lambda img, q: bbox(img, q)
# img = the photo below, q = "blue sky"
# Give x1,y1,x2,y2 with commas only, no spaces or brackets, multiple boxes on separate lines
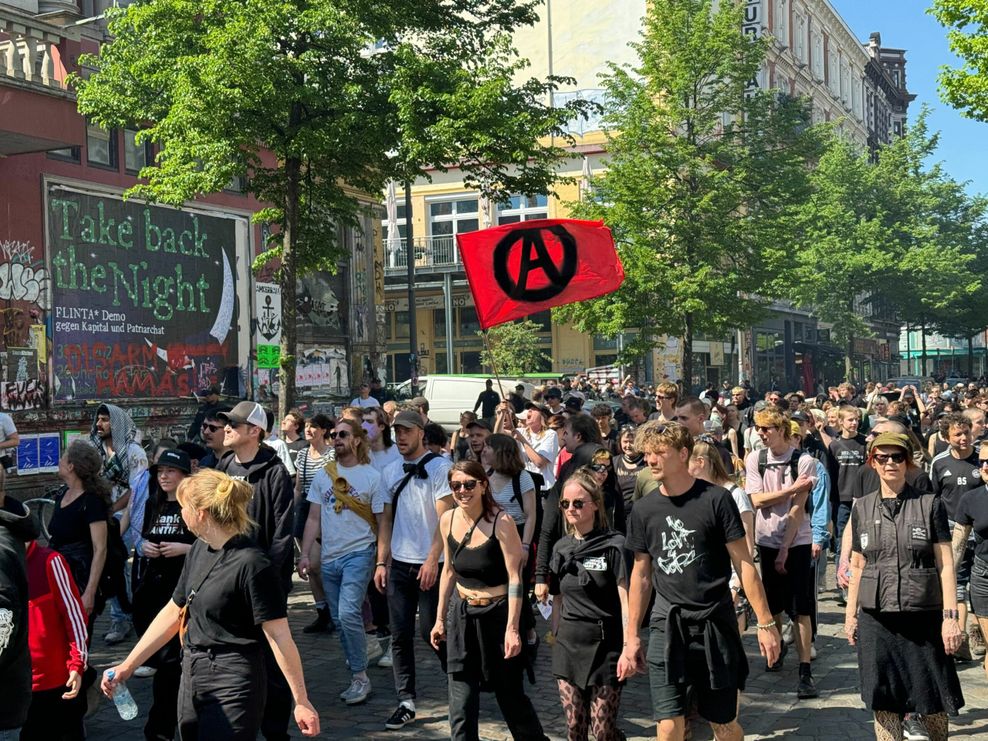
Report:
832,0,988,195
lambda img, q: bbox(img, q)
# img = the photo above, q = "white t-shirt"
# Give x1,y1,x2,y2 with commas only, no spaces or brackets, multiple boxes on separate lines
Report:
307,462,385,562
518,428,559,489
370,445,402,474
490,470,535,525
266,436,296,476
350,396,381,408
382,452,452,564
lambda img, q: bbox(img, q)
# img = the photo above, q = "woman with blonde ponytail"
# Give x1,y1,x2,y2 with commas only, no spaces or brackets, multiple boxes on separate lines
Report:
101,470,320,739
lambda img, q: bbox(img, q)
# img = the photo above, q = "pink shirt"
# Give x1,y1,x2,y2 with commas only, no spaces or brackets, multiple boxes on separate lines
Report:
744,446,816,548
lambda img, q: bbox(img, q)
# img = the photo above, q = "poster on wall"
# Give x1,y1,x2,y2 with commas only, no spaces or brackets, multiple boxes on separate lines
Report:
47,185,243,401
255,282,282,370
296,346,349,395
5,348,38,383
297,270,348,336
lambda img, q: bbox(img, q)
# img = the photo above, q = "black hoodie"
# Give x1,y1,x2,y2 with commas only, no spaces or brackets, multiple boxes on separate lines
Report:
0,497,40,730
217,445,295,595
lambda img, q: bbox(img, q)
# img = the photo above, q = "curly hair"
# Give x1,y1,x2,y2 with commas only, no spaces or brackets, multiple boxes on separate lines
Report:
64,440,112,507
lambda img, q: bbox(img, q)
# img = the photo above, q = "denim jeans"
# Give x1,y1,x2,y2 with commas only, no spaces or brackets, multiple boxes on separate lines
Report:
321,544,377,673
388,559,446,701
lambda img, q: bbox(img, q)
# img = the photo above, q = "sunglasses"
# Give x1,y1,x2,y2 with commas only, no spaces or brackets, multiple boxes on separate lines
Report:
873,452,907,465
755,425,777,432
656,395,675,400
589,463,609,473
559,499,588,510
450,479,480,492
202,423,223,432
979,460,988,468
330,430,350,440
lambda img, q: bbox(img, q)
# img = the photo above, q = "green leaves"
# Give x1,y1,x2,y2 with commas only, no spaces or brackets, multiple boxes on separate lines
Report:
931,0,988,121
479,320,551,376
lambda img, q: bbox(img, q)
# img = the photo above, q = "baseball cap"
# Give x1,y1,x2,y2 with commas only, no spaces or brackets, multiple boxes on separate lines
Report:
465,419,493,432
545,387,562,399
197,383,221,396
564,397,584,411
410,396,429,408
150,449,192,475
789,421,802,437
791,411,810,423
515,383,525,391
217,401,267,429
753,400,769,412
392,410,424,430
868,432,911,454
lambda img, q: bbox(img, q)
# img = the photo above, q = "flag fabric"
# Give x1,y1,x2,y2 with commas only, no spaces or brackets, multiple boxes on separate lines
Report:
456,218,624,330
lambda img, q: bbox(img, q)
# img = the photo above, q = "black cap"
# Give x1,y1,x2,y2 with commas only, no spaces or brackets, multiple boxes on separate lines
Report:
197,383,221,396
465,419,492,432
564,397,584,411
177,442,207,461
150,449,192,475
545,387,562,399
791,411,810,423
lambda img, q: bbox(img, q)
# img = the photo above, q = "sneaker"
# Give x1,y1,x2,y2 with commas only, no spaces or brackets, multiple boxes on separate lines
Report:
366,636,384,664
377,638,393,668
385,703,415,730
303,606,334,634
810,644,817,661
782,620,794,645
132,665,157,678
970,625,986,658
104,620,132,645
796,673,819,699
766,640,788,672
835,587,847,607
902,716,931,741
341,677,372,705
955,634,974,662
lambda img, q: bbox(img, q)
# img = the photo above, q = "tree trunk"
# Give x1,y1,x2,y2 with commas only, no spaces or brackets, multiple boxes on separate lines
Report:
921,322,928,377
682,313,694,395
845,333,854,383
278,154,301,422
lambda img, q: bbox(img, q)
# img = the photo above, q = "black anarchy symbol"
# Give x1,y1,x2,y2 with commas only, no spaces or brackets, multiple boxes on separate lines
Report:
492,225,578,302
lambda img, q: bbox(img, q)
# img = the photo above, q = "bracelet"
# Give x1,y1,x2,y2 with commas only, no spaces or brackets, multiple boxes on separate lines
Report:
943,609,959,621
375,562,387,567
755,622,776,631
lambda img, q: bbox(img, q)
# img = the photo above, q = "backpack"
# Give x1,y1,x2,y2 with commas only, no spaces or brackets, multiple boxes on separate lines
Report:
391,452,441,520
756,448,814,514
509,471,545,533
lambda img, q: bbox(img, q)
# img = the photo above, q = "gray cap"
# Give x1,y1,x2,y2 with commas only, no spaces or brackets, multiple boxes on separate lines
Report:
392,410,424,430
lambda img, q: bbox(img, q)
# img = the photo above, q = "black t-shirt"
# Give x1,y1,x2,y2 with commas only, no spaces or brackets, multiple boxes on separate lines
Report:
956,486,988,561
625,479,744,619
613,454,646,511
286,438,308,470
145,499,196,546
931,450,982,521
172,535,286,648
48,491,107,552
549,531,627,622
828,435,867,503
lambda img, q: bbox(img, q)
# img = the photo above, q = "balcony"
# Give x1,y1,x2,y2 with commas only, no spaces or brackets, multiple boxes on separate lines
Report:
0,6,82,155
384,236,464,277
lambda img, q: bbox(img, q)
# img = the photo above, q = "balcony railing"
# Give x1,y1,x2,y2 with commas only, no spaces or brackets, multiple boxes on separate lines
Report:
0,8,74,94
384,235,463,276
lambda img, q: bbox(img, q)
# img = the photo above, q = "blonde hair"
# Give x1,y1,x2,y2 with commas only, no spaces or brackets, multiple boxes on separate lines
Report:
177,470,255,536
691,441,732,486
635,420,694,455
754,409,791,440
563,470,609,532
337,418,371,465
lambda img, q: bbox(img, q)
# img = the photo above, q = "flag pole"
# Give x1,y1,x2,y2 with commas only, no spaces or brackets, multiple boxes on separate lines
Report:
481,328,510,400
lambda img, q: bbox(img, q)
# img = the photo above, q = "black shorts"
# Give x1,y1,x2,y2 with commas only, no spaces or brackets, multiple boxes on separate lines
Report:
758,543,815,617
971,558,988,617
646,626,738,725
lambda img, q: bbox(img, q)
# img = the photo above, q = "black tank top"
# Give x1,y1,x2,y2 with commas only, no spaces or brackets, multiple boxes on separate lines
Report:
447,511,509,589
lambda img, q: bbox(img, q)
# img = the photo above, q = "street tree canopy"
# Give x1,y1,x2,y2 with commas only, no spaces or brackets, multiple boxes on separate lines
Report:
931,0,988,121
560,0,824,386
74,0,589,415
479,320,552,377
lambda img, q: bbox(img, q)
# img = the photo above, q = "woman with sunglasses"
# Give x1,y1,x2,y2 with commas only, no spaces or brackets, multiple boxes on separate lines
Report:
102,470,319,738
294,413,335,634
845,432,963,741
951,439,988,684
586,448,627,535
549,470,629,741
430,461,548,741
612,426,645,516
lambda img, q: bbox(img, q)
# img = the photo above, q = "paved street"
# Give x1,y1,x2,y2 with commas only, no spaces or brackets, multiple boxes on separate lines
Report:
87,564,988,739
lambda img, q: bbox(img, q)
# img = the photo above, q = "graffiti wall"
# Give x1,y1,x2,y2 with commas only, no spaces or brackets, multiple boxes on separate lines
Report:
0,238,50,410
46,184,247,401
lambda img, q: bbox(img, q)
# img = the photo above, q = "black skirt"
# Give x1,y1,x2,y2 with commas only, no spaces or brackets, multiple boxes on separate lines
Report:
857,608,964,715
552,615,623,689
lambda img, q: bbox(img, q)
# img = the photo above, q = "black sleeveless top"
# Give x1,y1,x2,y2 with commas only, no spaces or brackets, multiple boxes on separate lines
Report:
447,511,509,589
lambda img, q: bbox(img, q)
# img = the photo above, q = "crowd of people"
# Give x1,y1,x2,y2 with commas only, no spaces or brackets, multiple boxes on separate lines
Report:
2,374,988,740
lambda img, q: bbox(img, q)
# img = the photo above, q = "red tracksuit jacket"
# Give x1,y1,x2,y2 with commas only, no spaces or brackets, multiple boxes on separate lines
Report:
26,542,88,692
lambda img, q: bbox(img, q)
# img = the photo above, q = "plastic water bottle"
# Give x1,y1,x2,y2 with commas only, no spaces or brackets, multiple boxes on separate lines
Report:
105,669,139,720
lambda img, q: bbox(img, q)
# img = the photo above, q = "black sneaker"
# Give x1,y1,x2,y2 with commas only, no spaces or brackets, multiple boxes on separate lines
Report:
902,716,931,741
385,704,415,730
796,673,819,699
765,639,787,672
303,607,334,634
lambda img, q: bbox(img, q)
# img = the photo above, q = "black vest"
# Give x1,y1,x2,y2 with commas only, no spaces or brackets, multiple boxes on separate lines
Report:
854,484,942,613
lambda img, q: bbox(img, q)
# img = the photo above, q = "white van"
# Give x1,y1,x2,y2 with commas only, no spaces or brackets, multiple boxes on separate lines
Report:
393,375,536,431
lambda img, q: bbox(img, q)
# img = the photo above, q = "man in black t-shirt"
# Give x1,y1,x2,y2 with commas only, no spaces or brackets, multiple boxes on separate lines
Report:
216,401,295,741
827,405,866,603
619,422,780,739
472,379,500,424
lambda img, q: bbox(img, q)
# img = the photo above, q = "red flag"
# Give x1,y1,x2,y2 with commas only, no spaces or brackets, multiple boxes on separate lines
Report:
456,218,624,330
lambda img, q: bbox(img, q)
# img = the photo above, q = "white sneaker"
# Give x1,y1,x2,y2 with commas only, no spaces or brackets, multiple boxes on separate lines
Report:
104,620,132,645
810,644,817,661
782,620,794,645
341,677,372,705
133,665,157,678
377,643,393,668
366,636,384,664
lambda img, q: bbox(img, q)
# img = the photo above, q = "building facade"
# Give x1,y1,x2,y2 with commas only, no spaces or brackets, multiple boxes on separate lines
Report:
385,0,913,392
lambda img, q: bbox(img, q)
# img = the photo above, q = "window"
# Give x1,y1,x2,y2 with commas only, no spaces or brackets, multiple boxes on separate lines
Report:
124,129,151,173
394,310,410,340
528,310,552,333
828,48,839,95
381,200,411,243
87,124,117,168
435,351,450,374
773,0,788,47
48,146,80,163
458,306,480,337
497,194,548,224
433,309,447,341
793,13,806,63
428,197,479,240
460,352,483,374
812,32,824,80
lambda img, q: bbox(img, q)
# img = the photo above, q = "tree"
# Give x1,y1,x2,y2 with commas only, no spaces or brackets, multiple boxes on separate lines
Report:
785,111,983,380
479,320,552,377
74,0,589,418
931,0,988,121
559,0,823,387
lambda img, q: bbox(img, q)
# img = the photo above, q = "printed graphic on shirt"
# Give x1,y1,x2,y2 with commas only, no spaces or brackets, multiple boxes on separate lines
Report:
911,525,928,541
656,516,699,575
148,512,184,538
582,556,607,572
0,607,12,653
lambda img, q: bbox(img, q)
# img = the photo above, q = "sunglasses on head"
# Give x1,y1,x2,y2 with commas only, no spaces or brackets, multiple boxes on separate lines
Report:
330,430,350,440
873,452,907,465
559,499,587,510
450,479,480,492
202,423,223,432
